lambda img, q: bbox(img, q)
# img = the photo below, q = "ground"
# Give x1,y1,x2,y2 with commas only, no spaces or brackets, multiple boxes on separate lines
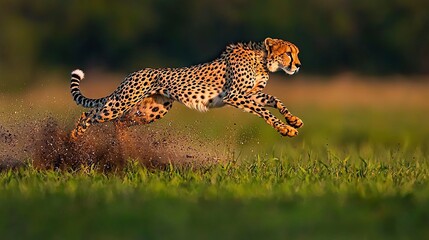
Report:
0,73,428,239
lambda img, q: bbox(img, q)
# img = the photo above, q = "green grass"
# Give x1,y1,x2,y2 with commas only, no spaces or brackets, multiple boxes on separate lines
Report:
1,98,429,239
1,145,429,239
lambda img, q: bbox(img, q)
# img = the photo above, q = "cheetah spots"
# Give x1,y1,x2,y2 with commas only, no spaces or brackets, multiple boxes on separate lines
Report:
70,38,302,139
116,95,173,127
285,115,304,129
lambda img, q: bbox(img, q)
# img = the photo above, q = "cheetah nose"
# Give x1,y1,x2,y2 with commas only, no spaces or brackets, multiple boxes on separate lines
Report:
295,63,301,68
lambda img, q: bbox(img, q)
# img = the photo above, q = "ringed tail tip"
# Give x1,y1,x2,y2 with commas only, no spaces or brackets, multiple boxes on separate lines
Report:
71,69,85,79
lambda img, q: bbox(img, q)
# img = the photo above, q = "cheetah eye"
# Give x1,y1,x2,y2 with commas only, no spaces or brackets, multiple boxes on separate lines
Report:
286,52,292,57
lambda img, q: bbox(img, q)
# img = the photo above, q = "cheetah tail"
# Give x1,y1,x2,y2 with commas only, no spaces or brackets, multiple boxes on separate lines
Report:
70,69,105,108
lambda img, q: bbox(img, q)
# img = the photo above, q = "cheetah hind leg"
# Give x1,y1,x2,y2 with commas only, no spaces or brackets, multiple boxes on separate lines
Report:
114,94,174,144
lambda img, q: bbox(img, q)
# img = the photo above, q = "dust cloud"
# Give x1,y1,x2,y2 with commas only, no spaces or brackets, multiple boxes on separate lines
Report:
0,116,229,172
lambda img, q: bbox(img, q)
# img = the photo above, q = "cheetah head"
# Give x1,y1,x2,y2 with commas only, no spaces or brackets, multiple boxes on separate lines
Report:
264,37,301,75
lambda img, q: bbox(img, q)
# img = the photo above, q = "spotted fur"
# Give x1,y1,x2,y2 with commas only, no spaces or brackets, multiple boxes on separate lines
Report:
70,37,303,140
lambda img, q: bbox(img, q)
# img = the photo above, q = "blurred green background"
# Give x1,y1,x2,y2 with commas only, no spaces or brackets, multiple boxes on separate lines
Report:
1,0,428,92
1,2,429,238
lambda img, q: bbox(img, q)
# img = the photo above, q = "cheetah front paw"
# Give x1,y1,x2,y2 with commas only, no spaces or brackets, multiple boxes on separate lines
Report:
285,115,304,129
278,124,298,137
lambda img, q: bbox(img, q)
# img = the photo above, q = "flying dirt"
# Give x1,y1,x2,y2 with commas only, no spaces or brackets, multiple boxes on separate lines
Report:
0,115,229,172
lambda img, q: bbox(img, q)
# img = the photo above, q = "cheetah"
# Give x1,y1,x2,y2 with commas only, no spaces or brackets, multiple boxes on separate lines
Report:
70,37,303,141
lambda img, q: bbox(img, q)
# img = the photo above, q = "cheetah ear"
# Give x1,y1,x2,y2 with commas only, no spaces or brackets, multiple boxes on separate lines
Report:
264,38,275,47
264,38,277,57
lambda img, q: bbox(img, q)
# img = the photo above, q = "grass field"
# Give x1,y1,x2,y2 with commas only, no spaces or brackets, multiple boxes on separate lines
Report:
1,74,429,239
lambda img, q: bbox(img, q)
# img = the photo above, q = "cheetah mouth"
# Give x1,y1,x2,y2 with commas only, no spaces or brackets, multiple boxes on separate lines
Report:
282,67,299,75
